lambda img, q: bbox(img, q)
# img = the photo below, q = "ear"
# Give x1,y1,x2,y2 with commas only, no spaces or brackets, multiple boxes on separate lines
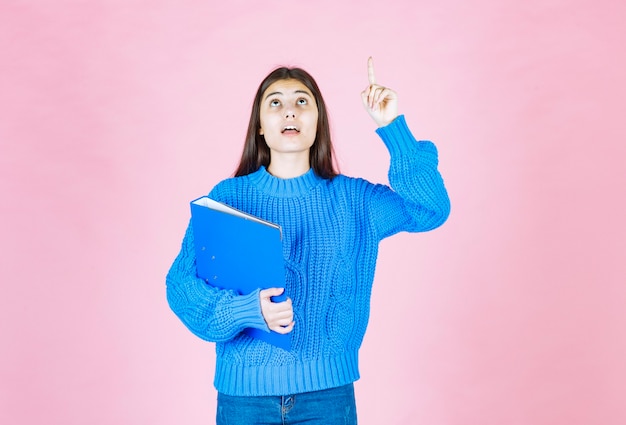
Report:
259,127,264,136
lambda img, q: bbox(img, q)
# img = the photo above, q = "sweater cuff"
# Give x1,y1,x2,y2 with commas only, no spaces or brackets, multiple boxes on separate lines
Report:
229,289,270,333
375,115,422,157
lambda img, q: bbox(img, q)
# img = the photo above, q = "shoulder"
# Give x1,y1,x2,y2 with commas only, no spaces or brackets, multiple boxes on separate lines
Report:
328,174,362,189
327,174,386,199
330,173,382,188
208,175,249,201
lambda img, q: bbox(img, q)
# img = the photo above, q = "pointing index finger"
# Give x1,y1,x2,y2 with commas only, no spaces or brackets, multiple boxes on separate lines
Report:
367,56,376,85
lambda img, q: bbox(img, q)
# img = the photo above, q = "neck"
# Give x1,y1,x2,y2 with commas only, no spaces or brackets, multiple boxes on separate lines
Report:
267,154,311,179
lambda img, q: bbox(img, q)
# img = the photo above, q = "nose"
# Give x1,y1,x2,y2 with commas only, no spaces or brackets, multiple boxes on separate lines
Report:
284,105,296,119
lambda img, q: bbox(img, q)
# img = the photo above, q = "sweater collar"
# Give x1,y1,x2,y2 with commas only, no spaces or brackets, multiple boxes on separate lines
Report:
248,166,324,197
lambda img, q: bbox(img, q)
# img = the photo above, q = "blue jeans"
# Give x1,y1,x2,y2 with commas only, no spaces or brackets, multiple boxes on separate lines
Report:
216,383,357,425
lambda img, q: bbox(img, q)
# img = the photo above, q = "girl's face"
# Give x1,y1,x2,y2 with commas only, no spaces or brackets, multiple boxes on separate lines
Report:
259,79,318,160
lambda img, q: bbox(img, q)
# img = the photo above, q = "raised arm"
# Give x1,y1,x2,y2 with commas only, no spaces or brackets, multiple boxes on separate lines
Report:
360,57,450,238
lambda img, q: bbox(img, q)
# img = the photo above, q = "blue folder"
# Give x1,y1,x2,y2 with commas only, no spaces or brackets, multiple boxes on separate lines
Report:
190,196,290,350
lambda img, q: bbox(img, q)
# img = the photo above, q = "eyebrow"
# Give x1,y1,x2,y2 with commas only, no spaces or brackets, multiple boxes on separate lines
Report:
264,89,312,100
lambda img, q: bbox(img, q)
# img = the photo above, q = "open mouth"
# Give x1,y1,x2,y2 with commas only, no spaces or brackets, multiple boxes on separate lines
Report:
281,126,300,133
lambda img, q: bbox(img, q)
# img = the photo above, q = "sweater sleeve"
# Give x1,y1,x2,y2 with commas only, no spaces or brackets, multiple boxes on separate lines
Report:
166,219,270,342
369,115,451,239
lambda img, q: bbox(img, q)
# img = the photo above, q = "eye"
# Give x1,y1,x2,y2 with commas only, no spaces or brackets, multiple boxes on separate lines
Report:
269,99,281,107
297,98,308,105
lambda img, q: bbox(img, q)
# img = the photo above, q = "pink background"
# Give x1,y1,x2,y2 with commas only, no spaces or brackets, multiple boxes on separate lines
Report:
2,1,625,424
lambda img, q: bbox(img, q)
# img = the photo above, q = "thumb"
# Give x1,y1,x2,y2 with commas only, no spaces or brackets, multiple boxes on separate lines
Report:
360,89,369,109
260,287,285,300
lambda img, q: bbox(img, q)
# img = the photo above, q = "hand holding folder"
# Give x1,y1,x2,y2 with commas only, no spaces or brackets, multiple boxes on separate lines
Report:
190,196,290,350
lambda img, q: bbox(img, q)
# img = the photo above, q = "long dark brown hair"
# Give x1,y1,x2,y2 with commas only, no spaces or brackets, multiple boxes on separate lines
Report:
234,67,338,179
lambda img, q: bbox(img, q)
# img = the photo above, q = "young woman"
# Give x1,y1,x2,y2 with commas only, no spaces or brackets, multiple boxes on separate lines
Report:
166,58,450,424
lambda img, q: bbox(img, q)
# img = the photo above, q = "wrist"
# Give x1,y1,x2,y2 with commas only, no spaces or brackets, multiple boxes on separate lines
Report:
376,114,399,128
229,289,269,332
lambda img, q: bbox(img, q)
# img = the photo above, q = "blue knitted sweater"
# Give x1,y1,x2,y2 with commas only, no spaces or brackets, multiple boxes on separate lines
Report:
166,115,450,396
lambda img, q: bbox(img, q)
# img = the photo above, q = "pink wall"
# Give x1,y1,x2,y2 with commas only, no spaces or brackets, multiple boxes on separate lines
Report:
2,1,625,424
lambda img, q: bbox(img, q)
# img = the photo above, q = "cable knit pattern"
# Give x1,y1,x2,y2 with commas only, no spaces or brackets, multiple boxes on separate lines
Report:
166,115,450,396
